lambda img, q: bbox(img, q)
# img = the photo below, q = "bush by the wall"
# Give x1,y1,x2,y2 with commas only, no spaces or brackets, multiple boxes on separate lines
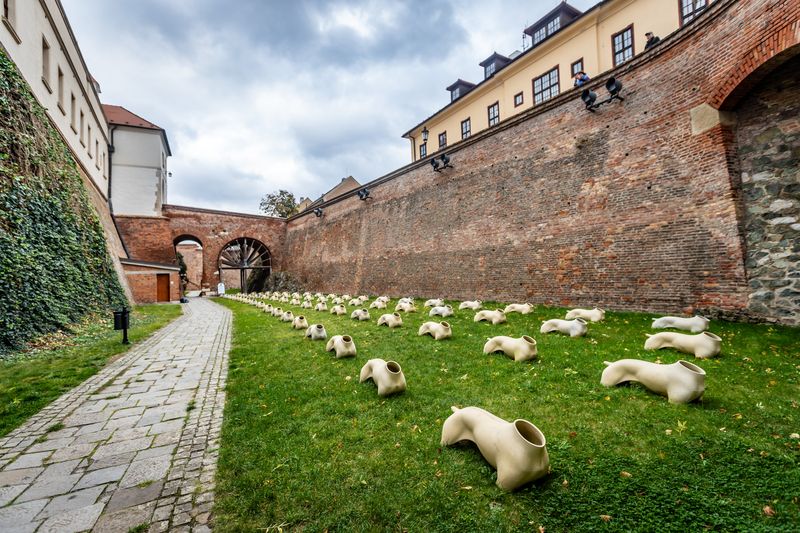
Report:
0,50,127,353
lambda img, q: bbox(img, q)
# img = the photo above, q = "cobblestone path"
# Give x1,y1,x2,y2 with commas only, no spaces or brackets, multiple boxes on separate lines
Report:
0,298,231,532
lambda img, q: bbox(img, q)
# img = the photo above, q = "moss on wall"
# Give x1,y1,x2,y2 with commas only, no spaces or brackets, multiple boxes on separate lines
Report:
0,50,127,353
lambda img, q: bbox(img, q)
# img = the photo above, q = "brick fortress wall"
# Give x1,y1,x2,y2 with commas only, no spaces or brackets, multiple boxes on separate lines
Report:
281,0,799,323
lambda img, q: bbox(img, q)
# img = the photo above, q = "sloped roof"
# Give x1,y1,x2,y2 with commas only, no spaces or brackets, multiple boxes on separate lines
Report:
102,104,172,155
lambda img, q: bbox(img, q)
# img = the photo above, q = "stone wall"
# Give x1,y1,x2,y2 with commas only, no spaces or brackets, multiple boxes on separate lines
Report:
736,54,800,324
280,0,799,322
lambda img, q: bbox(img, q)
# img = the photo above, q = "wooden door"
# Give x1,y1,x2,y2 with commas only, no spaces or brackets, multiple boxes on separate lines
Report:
157,274,170,302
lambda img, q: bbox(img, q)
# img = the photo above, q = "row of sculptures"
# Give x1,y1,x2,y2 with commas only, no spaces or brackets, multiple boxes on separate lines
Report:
221,291,719,490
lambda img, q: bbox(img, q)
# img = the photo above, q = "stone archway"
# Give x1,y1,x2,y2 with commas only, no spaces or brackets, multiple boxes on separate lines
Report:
218,237,272,294
173,234,204,294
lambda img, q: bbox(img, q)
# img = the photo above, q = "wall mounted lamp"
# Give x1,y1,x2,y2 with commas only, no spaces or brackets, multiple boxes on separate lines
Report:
431,153,454,172
314,207,323,217
357,187,371,201
581,77,625,112
421,127,429,143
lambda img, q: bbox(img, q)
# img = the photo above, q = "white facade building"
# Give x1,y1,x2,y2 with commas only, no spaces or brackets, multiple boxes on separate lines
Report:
104,105,171,217
1,0,110,197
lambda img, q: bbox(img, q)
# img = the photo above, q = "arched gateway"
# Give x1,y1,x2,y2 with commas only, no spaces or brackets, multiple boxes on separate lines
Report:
218,237,271,294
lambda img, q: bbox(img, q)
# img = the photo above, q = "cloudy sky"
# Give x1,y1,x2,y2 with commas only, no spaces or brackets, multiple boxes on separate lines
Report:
62,0,597,214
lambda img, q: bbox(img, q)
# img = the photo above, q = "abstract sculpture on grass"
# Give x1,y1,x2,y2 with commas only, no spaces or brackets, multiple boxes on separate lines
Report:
601,359,706,404
644,331,721,358
418,321,452,340
359,359,407,397
483,335,538,362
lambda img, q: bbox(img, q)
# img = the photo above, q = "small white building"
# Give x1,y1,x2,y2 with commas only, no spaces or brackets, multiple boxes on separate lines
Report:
104,105,171,217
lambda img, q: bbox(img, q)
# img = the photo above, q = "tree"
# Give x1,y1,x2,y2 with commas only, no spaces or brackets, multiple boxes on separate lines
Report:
259,189,298,218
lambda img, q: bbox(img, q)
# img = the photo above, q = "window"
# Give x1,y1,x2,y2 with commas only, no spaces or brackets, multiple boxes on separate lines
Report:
102,152,106,177
484,62,496,79
533,27,546,44
461,118,471,140
571,58,584,77
70,93,76,132
419,143,427,159
41,37,51,90
57,67,64,112
546,17,560,35
438,132,447,149
487,102,499,127
79,110,85,145
451,87,460,101
680,0,708,25
514,92,524,107
532,66,559,105
2,0,9,19
87,125,92,157
612,25,634,66
95,141,100,168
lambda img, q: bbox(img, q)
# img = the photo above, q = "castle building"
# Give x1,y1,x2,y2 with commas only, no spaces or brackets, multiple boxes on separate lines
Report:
403,0,716,161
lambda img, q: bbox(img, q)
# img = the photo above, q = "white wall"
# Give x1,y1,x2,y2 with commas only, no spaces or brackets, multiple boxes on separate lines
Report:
110,126,169,216
0,0,109,197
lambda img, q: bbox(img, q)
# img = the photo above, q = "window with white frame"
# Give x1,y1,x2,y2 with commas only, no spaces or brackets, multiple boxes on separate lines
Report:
70,94,77,131
79,110,85,145
41,37,51,90
680,0,708,25
484,62,496,79
461,118,471,140
533,27,546,44
438,132,447,149
546,18,560,35
57,67,64,112
514,92,523,107
571,58,584,76
533,67,559,105
419,142,427,159
612,25,634,66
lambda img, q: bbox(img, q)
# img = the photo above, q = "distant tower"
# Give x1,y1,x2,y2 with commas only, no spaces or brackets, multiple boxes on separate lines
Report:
103,105,172,216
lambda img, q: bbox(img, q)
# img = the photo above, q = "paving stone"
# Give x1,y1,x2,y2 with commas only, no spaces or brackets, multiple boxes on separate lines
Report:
37,459,81,482
74,422,107,437
149,419,184,436
0,466,43,487
16,473,81,503
135,444,176,461
0,483,27,506
92,436,153,460
5,451,52,470
105,480,164,512
110,406,146,419
36,485,104,520
149,520,170,532
2,520,42,533
108,426,150,443
104,415,142,431
87,451,136,471
72,429,114,445
46,442,97,463
27,436,76,453
63,411,111,427
0,498,48,527
38,502,104,533
119,456,172,489
153,504,172,521
73,464,128,491
92,500,155,533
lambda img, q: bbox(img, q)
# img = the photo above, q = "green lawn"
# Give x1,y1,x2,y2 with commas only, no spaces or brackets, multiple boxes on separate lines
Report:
214,296,799,532
0,304,182,437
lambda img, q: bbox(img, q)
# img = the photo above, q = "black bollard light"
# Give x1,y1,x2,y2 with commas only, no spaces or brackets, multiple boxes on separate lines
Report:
113,307,130,344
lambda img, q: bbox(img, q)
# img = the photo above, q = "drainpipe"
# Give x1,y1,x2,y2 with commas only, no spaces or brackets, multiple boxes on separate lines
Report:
107,125,131,257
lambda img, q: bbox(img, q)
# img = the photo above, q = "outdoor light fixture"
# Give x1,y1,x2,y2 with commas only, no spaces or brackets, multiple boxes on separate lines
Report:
314,207,323,217
431,153,454,173
357,188,371,201
581,77,624,112
421,126,429,143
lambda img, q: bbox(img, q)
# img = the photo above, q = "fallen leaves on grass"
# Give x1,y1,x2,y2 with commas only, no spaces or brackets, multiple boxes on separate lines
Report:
763,506,775,516
600,514,612,522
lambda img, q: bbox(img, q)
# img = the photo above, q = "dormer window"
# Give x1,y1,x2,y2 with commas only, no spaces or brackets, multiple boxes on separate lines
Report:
524,3,582,47
479,52,511,80
484,63,496,79
446,79,476,102
533,27,546,44
451,87,460,101
546,17,560,34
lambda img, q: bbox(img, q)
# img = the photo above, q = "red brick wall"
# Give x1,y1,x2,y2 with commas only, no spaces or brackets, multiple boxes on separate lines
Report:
176,243,203,290
123,264,180,303
116,205,285,290
281,0,799,318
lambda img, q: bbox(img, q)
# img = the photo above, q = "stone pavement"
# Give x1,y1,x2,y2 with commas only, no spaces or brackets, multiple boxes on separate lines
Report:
0,298,231,532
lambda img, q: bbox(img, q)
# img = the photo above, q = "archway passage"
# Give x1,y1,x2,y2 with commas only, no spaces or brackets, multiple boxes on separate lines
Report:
218,237,271,294
174,235,204,294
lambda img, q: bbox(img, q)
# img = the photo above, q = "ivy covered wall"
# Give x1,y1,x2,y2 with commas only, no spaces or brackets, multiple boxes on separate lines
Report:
0,50,127,352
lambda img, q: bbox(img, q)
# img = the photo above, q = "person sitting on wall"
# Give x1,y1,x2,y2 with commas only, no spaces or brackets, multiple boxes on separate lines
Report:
644,32,661,50
573,71,590,87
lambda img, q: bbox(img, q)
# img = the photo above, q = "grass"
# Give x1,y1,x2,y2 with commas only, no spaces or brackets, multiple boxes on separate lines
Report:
213,296,799,532
0,304,182,437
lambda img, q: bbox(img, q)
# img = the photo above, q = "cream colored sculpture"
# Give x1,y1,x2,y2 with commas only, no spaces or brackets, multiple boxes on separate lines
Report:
483,335,538,362
292,315,309,330
601,359,706,404
315,302,328,312
358,295,370,304
369,300,387,309
504,303,534,315
272,307,283,317
301,301,312,309
377,313,403,328
351,308,371,321
441,406,549,491
474,309,507,325
424,298,445,308
565,308,605,322
377,296,390,303
644,331,721,359
330,304,347,315
305,324,328,340
651,315,710,333
342,294,351,301
398,297,413,304
290,298,301,306
540,318,587,337
326,335,357,358
280,310,294,322
418,321,452,340
359,359,406,397
348,298,361,307
331,297,343,305
264,304,273,313
395,301,418,313
430,305,454,317
279,296,289,303
459,300,482,310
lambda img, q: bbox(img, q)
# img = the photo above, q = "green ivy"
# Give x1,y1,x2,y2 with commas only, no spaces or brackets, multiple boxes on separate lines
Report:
0,50,127,353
